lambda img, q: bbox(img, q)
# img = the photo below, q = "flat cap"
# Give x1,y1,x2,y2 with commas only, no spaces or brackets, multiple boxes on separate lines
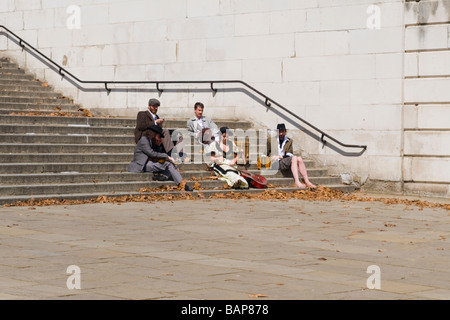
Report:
148,98,160,106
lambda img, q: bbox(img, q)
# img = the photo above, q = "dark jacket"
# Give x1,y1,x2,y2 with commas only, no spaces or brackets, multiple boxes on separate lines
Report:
128,136,169,173
134,111,159,144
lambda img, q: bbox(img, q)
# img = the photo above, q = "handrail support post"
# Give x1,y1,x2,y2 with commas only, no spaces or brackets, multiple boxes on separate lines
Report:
156,82,163,94
210,82,217,94
320,134,327,149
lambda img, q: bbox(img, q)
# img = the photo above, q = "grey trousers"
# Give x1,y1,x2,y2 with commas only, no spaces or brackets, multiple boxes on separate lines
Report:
145,161,183,185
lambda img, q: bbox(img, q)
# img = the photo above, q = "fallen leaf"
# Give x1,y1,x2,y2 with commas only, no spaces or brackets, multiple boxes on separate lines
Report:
248,294,268,298
384,223,396,227
348,230,365,236
2,185,449,212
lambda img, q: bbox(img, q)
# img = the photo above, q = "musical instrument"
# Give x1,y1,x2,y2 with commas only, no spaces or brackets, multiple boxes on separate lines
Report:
240,170,267,189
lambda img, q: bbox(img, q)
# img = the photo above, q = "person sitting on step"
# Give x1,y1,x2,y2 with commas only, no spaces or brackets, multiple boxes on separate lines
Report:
186,102,221,145
134,98,182,157
207,126,248,189
267,123,317,189
129,124,192,191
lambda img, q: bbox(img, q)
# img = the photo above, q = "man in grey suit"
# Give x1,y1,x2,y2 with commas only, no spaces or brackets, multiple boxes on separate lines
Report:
129,125,192,191
186,102,220,145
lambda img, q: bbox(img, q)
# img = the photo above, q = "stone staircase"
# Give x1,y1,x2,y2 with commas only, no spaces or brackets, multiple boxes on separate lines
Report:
0,56,356,205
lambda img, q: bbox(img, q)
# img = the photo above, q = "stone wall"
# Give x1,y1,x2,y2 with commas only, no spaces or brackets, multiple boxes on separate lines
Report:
403,0,450,197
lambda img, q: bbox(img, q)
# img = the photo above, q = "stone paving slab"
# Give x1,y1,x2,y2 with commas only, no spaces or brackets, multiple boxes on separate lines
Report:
0,193,449,301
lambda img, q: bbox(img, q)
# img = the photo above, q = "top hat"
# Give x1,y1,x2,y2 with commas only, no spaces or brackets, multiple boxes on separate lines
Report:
147,124,164,137
220,126,233,136
276,123,287,131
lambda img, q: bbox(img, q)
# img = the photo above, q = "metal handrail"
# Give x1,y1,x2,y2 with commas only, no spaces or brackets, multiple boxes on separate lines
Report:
0,24,367,152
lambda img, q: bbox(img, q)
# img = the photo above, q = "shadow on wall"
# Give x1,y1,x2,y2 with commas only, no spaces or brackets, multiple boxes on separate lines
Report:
1,31,366,157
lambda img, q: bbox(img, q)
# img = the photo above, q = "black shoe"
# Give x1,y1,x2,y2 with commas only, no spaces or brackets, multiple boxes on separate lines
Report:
184,184,193,192
152,173,168,181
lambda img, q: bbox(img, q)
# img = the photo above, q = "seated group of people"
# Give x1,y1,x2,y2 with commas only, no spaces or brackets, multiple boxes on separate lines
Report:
128,98,316,191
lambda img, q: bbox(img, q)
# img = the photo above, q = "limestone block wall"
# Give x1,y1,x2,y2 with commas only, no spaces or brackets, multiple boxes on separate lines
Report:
403,0,450,197
0,0,448,197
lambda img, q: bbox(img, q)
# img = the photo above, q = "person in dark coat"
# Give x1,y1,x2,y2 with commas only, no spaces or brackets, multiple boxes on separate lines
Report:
134,98,175,155
129,125,192,191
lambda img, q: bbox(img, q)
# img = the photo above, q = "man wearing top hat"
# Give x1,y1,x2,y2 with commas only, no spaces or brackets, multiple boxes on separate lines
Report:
129,124,192,191
134,98,175,155
267,123,317,189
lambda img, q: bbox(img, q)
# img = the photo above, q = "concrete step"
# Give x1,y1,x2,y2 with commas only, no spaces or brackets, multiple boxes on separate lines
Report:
0,79,49,87
0,104,81,113
0,59,21,67
0,90,62,98
0,162,130,174
0,84,54,92
0,73,35,80
0,143,135,154
0,133,134,144
0,109,85,116
0,183,357,206
0,95,74,104
0,174,345,197
0,167,331,185
0,114,254,131
0,114,136,126
0,62,20,69
0,103,81,114
0,171,212,185
164,119,253,130
0,68,27,75
0,180,180,197
0,160,318,174
0,152,133,163
0,124,134,135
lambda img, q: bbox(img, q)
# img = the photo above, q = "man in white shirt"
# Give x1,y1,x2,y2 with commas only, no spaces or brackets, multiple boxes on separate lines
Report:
186,102,220,144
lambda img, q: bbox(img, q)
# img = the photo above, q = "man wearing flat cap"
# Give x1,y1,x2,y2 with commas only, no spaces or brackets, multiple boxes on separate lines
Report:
134,98,175,155
129,124,192,191
267,123,317,189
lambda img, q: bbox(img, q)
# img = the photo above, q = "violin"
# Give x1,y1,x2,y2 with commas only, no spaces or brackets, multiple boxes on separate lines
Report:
240,170,267,189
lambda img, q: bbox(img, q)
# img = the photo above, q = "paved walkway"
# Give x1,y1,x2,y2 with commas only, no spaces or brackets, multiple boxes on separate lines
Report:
0,192,449,300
